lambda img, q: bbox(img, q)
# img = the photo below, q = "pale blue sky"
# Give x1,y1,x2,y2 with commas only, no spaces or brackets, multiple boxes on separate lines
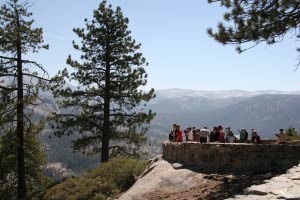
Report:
3,0,300,91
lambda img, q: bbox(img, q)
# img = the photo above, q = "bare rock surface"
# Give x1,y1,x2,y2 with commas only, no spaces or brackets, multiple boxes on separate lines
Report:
119,157,208,200
226,164,300,200
172,163,183,169
118,156,284,200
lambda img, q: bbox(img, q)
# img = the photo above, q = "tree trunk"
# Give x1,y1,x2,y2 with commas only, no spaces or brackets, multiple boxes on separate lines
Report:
16,16,26,199
101,36,111,163
102,85,110,162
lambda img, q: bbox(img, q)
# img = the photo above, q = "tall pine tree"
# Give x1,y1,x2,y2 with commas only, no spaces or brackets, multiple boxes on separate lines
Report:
207,0,300,66
51,1,155,162
0,0,49,199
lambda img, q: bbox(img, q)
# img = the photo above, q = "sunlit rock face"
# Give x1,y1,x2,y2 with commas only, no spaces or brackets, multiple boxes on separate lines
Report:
226,164,300,200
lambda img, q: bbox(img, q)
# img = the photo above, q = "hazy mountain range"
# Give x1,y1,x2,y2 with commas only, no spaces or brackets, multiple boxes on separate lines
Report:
35,87,300,141
16,87,300,173
3,70,300,178
148,89,300,140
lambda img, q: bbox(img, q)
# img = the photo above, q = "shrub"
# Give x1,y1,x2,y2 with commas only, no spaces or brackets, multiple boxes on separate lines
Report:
286,127,300,141
42,158,147,200
86,158,147,191
42,178,119,200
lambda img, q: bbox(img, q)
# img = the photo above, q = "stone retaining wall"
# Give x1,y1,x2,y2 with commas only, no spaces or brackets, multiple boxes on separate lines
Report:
163,142,300,173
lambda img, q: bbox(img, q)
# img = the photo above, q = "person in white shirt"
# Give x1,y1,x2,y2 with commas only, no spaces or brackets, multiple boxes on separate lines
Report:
199,126,209,143
184,127,194,142
187,127,193,141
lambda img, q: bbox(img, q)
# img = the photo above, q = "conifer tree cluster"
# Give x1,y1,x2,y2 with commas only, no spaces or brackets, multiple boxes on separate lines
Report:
0,0,50,199
51,1,155,162
207,0,300,65
1,1,155,198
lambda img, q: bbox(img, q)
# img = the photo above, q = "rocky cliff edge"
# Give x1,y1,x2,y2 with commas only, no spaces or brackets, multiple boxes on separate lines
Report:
119,156,300,200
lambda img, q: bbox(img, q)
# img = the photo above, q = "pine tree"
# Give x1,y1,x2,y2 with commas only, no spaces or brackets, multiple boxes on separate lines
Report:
0,124,50,200
207,0,300,66
51,1,155,163
0,0,49,199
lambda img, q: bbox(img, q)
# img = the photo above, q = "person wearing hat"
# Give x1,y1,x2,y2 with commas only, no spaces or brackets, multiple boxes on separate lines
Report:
275,129,286,144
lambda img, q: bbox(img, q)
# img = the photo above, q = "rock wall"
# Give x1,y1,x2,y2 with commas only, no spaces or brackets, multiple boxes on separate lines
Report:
163,142,300,173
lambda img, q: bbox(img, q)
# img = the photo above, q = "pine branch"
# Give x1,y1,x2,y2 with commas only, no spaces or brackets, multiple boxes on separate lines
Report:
0,84,16,90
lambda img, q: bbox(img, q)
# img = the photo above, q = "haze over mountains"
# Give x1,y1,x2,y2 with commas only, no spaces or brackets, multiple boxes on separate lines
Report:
148,88,300,140
35,88,300,173
36,87,300,140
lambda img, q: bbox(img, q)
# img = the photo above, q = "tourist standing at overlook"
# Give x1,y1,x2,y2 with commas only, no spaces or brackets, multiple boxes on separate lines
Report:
176,125,183,142
213,126,219,142
251,128,255,137
192,127,197,141
251,130,260,144
169,123,177,142
218,125,225,143
195,129,200,142
244,128,249,141
210,127,217,142
184,128,188,142
276,128,286,144
187,127,193,142
238,128,248,143
184,127,193,142
226,127,235,143
200,126,210,143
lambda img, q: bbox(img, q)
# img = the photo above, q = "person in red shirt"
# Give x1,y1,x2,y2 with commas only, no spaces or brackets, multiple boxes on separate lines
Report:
176,125,183,142
218,125,225,143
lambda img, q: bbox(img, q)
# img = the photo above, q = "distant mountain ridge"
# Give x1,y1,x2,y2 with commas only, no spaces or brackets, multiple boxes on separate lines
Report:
10,86,300,172
148,88,300,141
154,88,300,99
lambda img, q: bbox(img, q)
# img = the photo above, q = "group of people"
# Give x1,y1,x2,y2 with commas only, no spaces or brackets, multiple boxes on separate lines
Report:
169,124,261,144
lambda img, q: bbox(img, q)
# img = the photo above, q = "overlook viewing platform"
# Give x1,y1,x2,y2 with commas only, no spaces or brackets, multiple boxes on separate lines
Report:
163,141,300,173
